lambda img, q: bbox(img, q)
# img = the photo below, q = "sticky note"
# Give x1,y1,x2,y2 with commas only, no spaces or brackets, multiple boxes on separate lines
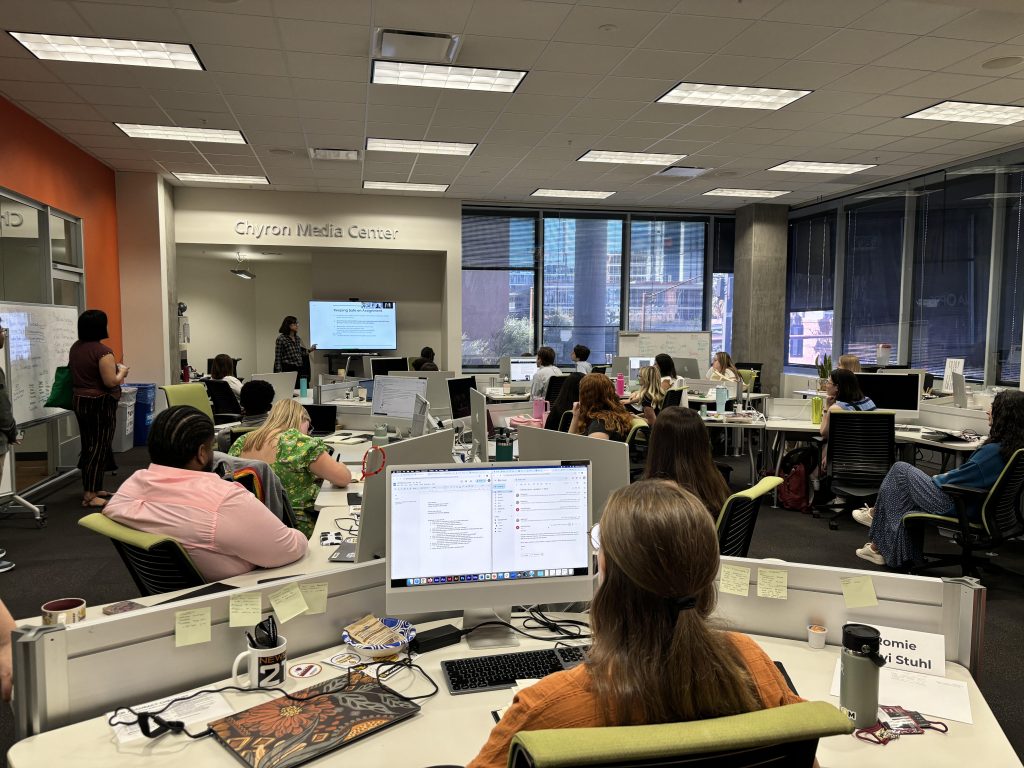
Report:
229,593,263,628
269,583,309,623
719,564,751,597
757,568,788,600
840,575,878,608
300,582,329,615
175,608,211,647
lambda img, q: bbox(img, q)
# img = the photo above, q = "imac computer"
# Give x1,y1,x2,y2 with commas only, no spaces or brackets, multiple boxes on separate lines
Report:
508,356,538,382
854,372,921,420
610,356,629,381
391,370,456,418
470,387,489,462
355,429,456,563
385,460,593,648
371,375,428,430
628,357,655,381
411,394,430,438
677,357,702,380
447,376,477,421
370,356,409,378
517,426,629,523
250,372,297,403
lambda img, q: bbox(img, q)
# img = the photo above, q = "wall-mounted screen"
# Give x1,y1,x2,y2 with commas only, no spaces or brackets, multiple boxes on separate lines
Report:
309,301,397,350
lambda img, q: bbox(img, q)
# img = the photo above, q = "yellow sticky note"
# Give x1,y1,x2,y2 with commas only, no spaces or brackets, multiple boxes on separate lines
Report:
175,607,211,647
229,593,263,628
719,564,751,597
300,582,329,615
757,568,788,600
269,583,309,623
840,575,878,608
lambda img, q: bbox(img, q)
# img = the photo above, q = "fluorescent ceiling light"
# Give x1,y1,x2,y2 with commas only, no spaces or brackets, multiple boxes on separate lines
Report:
173,173,268,185
579,150,685,165
9,32,203,70
363,181,449,192
231,268,255,279
532,189,615,199
309,148,360,161
905,101,1024,126
703,188,790,198
117,124,245,144
371,60,526,92
768,161,875,174
657,82,810,110
366,138,476,156
657,166,709,178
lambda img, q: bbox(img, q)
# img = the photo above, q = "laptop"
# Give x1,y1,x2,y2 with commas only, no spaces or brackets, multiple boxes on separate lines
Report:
304,404,338,437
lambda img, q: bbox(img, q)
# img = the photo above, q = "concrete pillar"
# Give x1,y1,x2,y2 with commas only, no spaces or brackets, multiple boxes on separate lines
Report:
733,204,788,396
573,219,609,358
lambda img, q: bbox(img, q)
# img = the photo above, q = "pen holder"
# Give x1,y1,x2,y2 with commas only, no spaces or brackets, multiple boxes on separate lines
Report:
232,636,287,689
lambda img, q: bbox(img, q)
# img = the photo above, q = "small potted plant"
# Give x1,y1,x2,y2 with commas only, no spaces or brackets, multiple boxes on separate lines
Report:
815,354,832,392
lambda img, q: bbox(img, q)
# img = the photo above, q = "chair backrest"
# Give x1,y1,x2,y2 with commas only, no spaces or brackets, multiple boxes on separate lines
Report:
663,389,684,409
827,411,896,487
625,418,651,480
204,379,241,421
78,513,206,596
545,375,567,404
738,369,758,392
734,362,763,394
508,700,852,768
979,448,1024,542
160,383,214,421
558,410,573,432
716,476,782,558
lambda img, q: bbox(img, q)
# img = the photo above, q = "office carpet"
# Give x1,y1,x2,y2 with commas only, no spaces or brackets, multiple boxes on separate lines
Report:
0,447,1021,764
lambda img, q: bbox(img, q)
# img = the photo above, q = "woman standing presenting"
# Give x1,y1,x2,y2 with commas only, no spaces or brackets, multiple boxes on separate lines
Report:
69,310,128,508
273,316,315,388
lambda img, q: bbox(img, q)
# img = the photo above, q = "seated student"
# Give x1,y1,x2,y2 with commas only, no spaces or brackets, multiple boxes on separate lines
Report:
628,365,664,424
571,344,592,374
215,379,274,452
654,353,684,392
838,354,861,373
855,390,1024,567
209,354,243,397
530,346,561,399
411,346,435,371
643,406,730,517
420,360,439,371
820,368,876,439
103,406,308,581
229,399,352,535
468,480,803,768
569,373,634,441
544,372,583,431
706,351,741,384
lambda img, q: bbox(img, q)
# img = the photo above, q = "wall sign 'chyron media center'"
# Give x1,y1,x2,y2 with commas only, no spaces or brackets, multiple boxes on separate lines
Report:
234,220,399,241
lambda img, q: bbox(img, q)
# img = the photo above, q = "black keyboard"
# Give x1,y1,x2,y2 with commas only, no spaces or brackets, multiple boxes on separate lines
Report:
441,646,589,694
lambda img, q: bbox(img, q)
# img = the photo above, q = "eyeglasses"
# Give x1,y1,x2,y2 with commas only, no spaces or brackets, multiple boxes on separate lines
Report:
589,523,601,552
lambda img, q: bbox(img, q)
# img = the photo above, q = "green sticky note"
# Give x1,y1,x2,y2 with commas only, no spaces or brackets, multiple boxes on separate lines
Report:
757,568,788,600
300,582,329,615
719,564,751,597
229,593,263,628
269,583,309,623
840,574,878,608
175,607,211,647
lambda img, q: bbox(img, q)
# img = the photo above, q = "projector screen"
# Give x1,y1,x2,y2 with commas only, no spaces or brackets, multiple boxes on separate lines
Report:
309,301,397,350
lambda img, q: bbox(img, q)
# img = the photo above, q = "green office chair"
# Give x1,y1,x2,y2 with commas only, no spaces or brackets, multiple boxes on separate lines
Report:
507,700,853,768
738,369,758,393
78,513,207,596
716,476,782,558
160,383,215,422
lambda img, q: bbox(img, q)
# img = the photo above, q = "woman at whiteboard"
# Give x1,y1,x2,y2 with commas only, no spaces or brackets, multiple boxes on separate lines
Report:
273,315,315,388
69,310,128,508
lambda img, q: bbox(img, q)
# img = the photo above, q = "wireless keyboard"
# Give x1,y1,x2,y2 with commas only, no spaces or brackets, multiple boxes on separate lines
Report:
441,646,589,694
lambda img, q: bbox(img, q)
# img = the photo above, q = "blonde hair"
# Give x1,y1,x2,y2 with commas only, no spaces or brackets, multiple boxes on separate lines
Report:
243,399,307,451
712,352,741,381
838,354,861,373
636,366,664,409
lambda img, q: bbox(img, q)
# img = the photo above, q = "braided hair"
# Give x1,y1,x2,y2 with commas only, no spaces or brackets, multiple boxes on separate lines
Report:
148,406,214,468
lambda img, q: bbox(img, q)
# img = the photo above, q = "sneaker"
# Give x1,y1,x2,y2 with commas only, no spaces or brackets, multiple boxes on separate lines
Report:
0,560,15,573
855,544,885,566
852,507,874,527
0,548,6,559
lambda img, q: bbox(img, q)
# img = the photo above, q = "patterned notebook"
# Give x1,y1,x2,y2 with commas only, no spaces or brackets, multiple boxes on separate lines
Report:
209,672,420,768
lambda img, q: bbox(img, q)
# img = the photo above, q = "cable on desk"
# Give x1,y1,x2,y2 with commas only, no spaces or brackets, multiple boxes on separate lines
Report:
464,609,592,644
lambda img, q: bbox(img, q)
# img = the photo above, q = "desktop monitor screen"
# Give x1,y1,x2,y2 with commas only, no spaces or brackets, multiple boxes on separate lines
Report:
470,388,489,462
358,378,375,402
854,372,921,416
309,300,397,350
391,371,456,417
509,357,538,382
629,357,654,380
371,375,428,419
447,376,477,420
370,357,409,378
411,394,429,437
385,461,594,636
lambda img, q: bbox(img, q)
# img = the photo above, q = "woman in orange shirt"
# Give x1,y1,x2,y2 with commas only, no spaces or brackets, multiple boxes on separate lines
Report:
468,480,803,768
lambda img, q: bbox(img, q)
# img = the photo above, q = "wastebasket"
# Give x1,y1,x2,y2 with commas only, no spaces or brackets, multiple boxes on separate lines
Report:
113,387,137,453
130,383,157,447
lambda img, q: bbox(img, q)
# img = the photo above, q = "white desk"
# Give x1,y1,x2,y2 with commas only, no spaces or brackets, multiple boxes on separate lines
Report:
8,616,1018,768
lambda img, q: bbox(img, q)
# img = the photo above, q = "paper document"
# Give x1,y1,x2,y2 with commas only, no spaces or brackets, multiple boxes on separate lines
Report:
175,607,211,647
107,688,234,743
757,568,788,600
719,564,751,597
840,575,878,609
269,583,309,622
229,593,262,628
829,661,972,723
299,582,329,614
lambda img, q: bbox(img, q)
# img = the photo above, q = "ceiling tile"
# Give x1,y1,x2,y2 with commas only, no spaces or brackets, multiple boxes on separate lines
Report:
586,76,678,101
609,121,676,139
874,37,991,70
689,109,763,128
751,110,829,130
430,109,498,129
785,90,875,114
766,0,884,26
506,93,582,115
41,60,141,87
947,44,1024,77
1,81,82,102
0,57,59,83
642,15,751,53
285,52,367,81
423,124,490,142
436,90,511,112
0,0,93,35
161,109,239,129
881,136,951,153
721,21,836,60
301,117,364,135
826,66,931,94
848,1,968,35
752,60,857,91
371,0,475,34
684,54,788,84
465,0,573,39
611,49,707,79
362,123,424,141
277,19,367,55
799,29,916,65
570,99,647,119
533,42,631,75
175,9,279,45
43,118,122,136
953,79,1024,106
367,104,435,124
154,91,230,113
846,94,937,118
671,0,783,20
196,45,289,77
290,78,365,102
216,73,292,98
771,130,850,148
810,114,889,133
930,10,1024,44
827,133,898,150
20,101,102,121
74,3,189,40
491,112,564,132
236,114,303,133
860,117,937,137
457,36,547,70
225,95,298,117
890,71,995,98
629,102,707,124
272,0,370,24
554,5,663,47
517,71,603,97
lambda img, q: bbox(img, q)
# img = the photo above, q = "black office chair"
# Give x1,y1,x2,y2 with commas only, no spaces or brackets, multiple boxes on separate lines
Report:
204,379,242,425
591,364,609,374
734,362,764,394
905,449,1024,577
545,375,567,405
662,389,684,409
716,477,783,558
814,411,895,530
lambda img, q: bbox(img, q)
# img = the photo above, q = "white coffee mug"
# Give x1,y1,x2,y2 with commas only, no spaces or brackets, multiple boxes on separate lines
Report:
232,636,287,688
41,597,87,626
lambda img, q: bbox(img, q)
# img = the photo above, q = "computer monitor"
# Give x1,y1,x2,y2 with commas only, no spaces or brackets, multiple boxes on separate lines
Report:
391,370,455,418
677,357,702,380
951,371,968,408
517,426,629,524
370,357,409,378
250,372,297,403
470,387,489,462
385,460,593,648
371,375,428,428
508,356,538,382
629,357,655,381
854,372,921,420
447,376,477,420
610,356,629,380
303,404,337,437
356,429,456,563
358,378,375,402
411,394,430,438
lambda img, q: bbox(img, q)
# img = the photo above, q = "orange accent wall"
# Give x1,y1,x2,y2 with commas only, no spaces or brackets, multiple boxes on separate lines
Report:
0,96,121,356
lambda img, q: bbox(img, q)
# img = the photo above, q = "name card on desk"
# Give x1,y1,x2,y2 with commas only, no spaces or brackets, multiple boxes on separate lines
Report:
866,623,945,676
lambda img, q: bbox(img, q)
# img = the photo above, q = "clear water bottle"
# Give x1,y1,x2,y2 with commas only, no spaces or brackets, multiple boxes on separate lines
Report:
840,623,887,728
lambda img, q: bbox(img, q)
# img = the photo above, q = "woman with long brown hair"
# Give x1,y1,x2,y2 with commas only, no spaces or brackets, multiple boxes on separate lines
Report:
569,373,634,441
644,406,730,516
468,481,802,768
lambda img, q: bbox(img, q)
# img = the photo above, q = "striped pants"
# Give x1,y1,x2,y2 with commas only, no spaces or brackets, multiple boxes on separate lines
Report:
73,394,117,493
869,461,955,567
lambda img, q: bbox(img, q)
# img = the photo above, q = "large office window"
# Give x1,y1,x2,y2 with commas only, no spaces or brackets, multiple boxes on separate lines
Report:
461,212,537,367
543,215,622,364
842,196,905,364
627,219,705,332
786,212,836,366
711,219,735,354
910,174,993,379
0,196,47,304
999,169,1024,384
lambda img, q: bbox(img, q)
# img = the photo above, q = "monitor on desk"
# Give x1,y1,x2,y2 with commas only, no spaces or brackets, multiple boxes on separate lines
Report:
370,356,409,378
677,357,702,380
628,356,655,381
610,356,629,380
854,372,921,420
250,372,297,403
447,376,477,420
391,370,455,418
371,375,428,428
385,460,593,648
508,356,538,382
358,378,374,402
303,404,337,437
470,387,489,462
411,394,430,437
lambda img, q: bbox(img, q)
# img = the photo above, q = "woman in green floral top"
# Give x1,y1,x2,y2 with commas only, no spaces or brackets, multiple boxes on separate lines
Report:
229,399,351,535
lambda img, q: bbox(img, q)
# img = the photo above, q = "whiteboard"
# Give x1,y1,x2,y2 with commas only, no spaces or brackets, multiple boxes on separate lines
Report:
0,302,79,426
618,332,712,368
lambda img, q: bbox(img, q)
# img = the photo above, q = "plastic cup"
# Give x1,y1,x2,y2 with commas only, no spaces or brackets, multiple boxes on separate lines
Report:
808,624,827,650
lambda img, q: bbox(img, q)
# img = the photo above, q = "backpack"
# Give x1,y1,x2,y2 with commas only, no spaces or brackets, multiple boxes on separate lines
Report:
777,446,820,513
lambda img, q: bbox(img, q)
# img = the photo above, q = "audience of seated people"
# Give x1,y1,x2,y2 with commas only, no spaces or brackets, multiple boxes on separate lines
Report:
530,346,562,400
209,354,243,397
569,373,634,442
216,379,275,452
571,344,592,374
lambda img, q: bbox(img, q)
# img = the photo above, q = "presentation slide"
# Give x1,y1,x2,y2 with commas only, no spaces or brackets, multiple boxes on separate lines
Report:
309,301,397,350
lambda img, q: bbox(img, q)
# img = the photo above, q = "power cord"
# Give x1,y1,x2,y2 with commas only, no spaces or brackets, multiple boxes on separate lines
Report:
461,609,592,643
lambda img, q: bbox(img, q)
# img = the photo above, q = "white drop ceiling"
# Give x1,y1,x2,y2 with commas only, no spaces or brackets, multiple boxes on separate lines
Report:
4,0,1024,210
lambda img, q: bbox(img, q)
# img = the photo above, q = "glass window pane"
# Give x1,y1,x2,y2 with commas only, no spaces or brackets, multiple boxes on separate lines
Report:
998,170,1024,384
628,220,705,331
49,214,80,267
463,214,536,268
543,217,622,364
843,197,905,363
910,174,993,379
53,275,82,308
0,198,47,303
786,212,836,365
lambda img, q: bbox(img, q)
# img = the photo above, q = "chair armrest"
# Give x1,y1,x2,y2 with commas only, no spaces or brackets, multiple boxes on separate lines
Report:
940,484,986,540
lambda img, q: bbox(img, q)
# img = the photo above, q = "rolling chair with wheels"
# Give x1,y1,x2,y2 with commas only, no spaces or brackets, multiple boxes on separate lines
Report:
716,476,782,557
814,411,895,530
159,383,215,422
544,375,567,406
734,362,763,394
203,379,242,425
625,418,651,482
